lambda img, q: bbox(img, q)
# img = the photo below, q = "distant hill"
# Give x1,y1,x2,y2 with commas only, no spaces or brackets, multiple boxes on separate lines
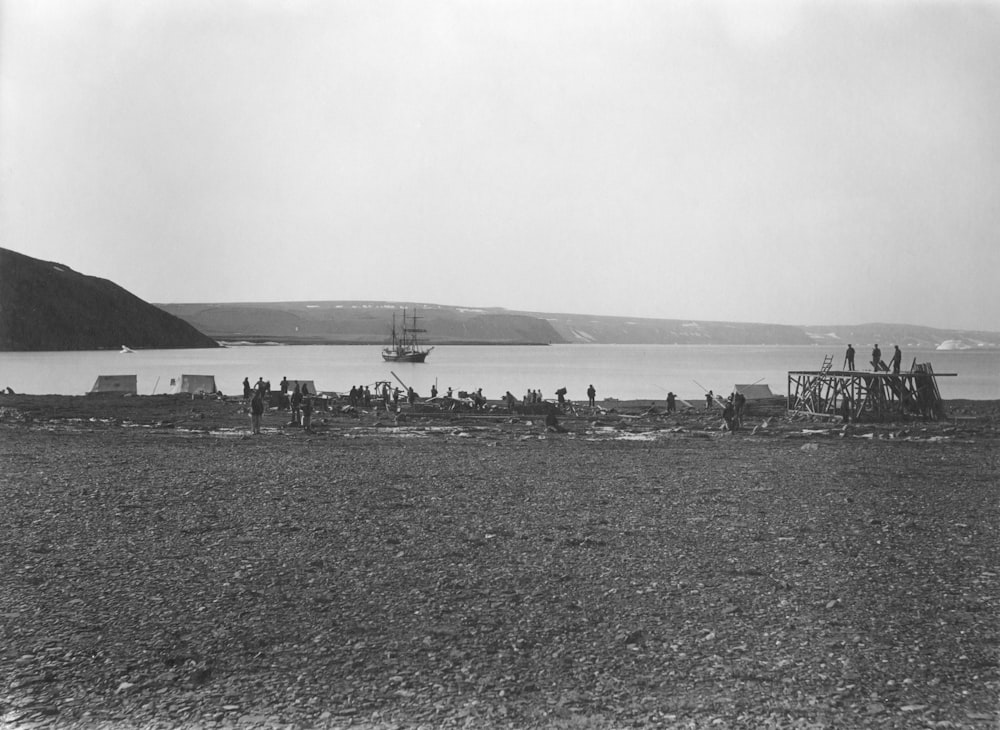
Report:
6,246,991,351
157,300,1000,348
0,248,219,351
157,301,564,345
526,311,813,345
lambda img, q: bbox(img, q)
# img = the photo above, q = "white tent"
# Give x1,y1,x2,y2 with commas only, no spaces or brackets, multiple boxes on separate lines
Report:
171,374,217,395
89,374,137,394
285,379,318,395
733,384,775,400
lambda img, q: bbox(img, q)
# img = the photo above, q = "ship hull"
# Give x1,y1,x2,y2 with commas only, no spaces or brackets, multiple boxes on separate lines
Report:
382,350,429,363
382,308,432,363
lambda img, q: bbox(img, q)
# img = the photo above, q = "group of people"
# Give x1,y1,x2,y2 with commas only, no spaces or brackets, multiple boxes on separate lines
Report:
496,386,596,412
243,377,269,399
348,384,374,409
721,391,747,432
241,377,708,435
236,353,929,438
243,375,315,434
347,382,435,412
843,343,903,374
522,389,546,404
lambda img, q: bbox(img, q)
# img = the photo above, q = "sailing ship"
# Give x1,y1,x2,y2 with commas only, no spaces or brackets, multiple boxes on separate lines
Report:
382,308,433,363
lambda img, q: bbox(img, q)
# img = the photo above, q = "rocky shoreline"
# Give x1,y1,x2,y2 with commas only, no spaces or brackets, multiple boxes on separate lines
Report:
1,396,997,729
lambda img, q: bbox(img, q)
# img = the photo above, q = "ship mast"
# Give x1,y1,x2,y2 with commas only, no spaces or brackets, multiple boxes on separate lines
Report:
404,308,426,349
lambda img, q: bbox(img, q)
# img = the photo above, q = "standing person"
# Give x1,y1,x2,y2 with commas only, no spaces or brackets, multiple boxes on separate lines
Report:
290,384,303,426
364,386,372,408
890,345,902,374
256,376,266,394
666,392,676,413
587,384,596,407
734,392,746,427
722,397,737,432
280,376,289,395
705,390,714,409
249,389,264,435
243,377,252,400
301,395,313,433
844,344,856,370
430,383,438,399
871,344,882,371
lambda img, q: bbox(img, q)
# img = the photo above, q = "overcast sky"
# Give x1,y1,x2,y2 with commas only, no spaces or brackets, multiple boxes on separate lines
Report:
2,0,998,330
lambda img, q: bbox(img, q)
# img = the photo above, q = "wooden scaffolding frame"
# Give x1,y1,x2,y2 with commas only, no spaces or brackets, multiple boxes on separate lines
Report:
787,363,955,422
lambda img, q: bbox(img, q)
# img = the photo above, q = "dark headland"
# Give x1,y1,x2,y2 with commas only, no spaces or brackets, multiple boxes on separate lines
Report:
0,247,218,351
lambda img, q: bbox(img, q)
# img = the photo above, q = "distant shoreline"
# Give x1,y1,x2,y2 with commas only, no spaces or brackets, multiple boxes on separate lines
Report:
4,340,998,352
215,339,1000,350
216,339,556,347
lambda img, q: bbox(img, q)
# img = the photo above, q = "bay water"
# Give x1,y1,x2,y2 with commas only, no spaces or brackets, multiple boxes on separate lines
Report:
1,345,996,401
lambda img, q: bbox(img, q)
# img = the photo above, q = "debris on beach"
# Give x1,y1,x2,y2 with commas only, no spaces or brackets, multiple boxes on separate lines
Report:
0,398,995,729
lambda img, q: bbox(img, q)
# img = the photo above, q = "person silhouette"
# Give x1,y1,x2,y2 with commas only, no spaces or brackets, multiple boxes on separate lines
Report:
890,345,902,374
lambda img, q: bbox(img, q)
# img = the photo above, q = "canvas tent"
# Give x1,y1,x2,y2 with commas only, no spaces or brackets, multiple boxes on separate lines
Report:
733,383,774,400
171,374,217,395
89,374,137,394
269,379,321,408
286,379,318,395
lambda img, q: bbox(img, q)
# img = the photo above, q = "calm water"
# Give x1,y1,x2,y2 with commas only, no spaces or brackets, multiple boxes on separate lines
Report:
0,345,997,401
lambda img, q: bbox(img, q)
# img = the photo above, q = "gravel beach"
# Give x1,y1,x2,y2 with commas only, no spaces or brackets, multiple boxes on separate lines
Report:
1,395,997,729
